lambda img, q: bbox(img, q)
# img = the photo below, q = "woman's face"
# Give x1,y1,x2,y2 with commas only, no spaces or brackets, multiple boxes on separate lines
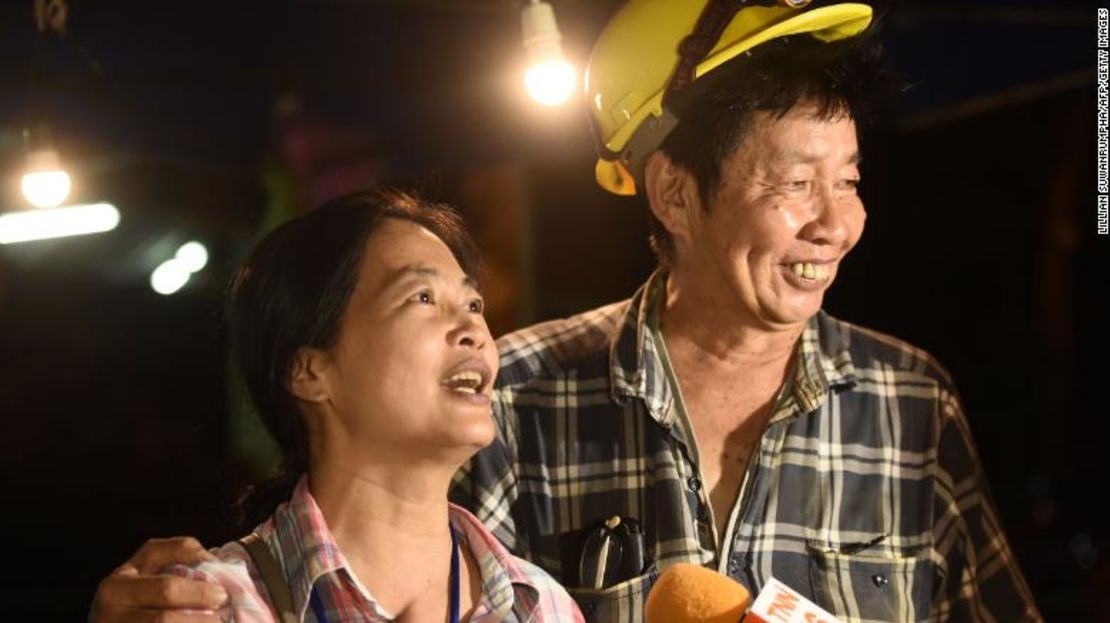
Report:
308,218,497,462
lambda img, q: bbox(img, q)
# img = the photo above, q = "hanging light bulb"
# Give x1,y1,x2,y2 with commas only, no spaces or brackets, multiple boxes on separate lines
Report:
21,147,72,208
522,1,576,107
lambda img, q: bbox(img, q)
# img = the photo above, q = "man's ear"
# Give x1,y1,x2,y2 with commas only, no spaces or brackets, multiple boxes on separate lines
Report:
288,347,331,404
643,150,701,247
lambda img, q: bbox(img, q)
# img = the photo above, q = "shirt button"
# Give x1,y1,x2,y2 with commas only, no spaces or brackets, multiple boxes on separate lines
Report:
687,477,702,492
872,573,889,589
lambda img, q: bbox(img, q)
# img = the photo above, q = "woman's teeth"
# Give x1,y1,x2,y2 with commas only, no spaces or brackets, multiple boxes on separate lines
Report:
789,262,830,280
443,370,483,394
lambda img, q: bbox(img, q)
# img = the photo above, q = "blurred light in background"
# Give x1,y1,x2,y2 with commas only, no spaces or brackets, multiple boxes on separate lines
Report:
21,148,72,208
150,241,209,295
150,259,191,295
175,241,208,273
521,1,576,107
0,202,119,244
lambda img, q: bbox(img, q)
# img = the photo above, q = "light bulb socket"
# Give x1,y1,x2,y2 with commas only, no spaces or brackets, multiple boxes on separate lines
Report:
22,124,57,152
522,1,565,64
26,147,64,173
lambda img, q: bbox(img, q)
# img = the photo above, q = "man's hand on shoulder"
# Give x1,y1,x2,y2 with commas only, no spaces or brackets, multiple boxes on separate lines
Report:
92,537,229,623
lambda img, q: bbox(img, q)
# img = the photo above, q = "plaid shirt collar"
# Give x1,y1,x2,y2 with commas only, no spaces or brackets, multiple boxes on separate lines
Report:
608,270,859,426
262,476,546,621
452,503,544,620
265,477,392,620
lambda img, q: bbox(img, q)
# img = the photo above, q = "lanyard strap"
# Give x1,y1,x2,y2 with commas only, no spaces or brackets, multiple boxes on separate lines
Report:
449,525,461,623
310,525,462,623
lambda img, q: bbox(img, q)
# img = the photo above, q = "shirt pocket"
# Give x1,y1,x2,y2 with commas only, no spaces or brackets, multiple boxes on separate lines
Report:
565,571,658,623
806,543,934,623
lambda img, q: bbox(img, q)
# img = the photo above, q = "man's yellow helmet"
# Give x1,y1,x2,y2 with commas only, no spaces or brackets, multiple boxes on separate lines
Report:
585,1,873,196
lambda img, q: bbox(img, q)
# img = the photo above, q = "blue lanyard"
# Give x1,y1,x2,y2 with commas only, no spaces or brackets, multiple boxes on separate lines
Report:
310,526,462,623
448,525,461,623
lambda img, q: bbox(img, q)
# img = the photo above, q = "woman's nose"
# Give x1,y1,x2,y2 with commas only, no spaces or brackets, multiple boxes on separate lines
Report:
449,312,489,351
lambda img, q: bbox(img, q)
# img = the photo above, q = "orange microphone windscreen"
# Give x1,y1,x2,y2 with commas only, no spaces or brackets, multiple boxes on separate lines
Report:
645,563,753,623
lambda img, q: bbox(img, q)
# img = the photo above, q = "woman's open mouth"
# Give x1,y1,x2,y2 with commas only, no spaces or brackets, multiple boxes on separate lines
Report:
439,359,492,404
441,370,484,395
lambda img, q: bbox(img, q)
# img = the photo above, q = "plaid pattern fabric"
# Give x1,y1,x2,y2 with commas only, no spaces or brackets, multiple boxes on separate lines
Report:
164,477,583,622
451,271,1042,623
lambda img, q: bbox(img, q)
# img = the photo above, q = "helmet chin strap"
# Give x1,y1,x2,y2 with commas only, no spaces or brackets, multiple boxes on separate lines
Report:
664,0,812,107
619,0,754,194
664,0,750,109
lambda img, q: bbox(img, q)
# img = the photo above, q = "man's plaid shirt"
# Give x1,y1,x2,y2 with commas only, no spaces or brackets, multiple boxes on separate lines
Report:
451,272,1041,623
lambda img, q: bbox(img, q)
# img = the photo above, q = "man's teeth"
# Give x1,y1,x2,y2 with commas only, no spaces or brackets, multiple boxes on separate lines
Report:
789,262,830,280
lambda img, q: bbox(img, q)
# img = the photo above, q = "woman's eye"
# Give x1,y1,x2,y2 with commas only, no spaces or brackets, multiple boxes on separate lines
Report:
412,290,434,305
467,299,484,314
784,180,809,191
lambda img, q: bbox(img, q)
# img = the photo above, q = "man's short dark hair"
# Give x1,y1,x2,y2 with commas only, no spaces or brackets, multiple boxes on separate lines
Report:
652,31,895,267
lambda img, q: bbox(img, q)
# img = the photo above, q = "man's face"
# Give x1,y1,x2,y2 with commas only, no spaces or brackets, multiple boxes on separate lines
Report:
680,104,866,329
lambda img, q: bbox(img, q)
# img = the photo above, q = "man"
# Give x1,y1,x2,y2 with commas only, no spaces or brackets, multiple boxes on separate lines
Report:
93,2,1042,622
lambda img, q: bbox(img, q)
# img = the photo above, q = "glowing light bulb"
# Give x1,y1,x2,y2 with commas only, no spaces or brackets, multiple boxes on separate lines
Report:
521,1,576,107
525,61,577,106
21,148,72,208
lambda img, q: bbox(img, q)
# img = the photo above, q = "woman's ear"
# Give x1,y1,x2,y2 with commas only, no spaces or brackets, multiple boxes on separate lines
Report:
643,151,701,249
288,347,331,404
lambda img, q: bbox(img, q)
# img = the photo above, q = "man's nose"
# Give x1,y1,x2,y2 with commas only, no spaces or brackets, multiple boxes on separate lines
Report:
799,184,853,246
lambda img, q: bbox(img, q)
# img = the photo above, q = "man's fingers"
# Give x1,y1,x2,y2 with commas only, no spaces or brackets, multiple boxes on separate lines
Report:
128,537,216,574
98,574,228,611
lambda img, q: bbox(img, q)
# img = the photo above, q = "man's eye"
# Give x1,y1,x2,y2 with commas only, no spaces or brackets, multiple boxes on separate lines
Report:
412,290,434,305
839,178,861,190
784,180,810,191
468,299,484,314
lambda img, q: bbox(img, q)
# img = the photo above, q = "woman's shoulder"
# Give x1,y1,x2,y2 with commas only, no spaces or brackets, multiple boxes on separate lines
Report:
161,539,277,622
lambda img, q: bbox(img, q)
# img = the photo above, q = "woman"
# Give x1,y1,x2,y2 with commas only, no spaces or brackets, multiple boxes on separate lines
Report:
165,190,582,622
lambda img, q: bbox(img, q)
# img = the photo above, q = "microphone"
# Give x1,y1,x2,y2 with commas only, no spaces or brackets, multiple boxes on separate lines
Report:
644,564,844,623
644,563,752,623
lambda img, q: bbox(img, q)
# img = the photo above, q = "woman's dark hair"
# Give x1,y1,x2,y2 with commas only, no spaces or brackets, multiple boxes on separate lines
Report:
230,189,483,528
653,30,900,267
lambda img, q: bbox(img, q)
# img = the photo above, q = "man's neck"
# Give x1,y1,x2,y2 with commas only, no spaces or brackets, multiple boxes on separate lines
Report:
658,272,805,372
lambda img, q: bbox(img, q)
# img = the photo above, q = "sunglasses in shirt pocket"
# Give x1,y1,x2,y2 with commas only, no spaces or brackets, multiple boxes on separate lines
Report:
558,515,652,589
805,536,936,623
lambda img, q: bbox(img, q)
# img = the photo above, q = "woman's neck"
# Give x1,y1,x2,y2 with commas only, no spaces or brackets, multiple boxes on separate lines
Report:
308,453,461,620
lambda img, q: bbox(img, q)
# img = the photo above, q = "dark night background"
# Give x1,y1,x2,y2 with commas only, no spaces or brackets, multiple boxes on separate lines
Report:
0,0,1105,620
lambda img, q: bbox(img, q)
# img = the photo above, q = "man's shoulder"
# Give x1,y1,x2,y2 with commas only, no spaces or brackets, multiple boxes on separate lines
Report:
494,299,631,387
818,311,957,389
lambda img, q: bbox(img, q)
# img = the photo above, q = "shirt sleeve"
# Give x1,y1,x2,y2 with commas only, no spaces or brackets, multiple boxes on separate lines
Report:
932,387,1043,622
450,392,526,557
162,556,275,623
